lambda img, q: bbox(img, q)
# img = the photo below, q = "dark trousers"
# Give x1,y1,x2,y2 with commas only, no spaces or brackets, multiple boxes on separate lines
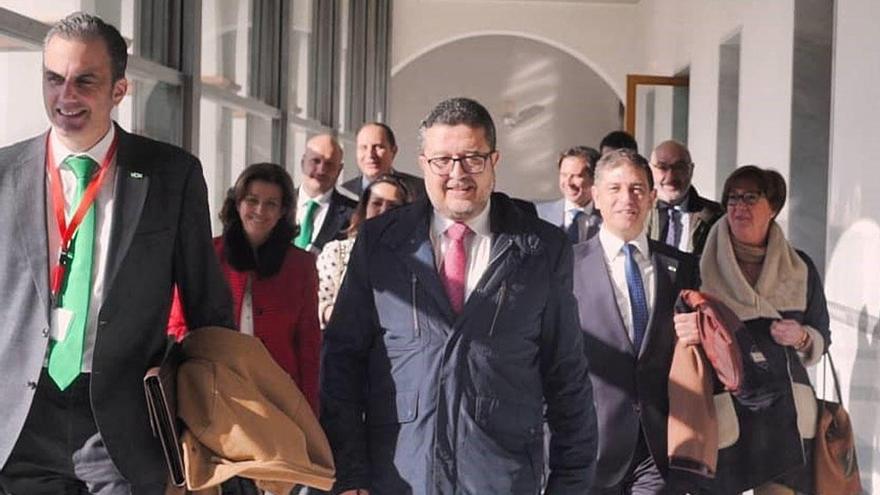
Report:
0,369,163,495
589,434,668,495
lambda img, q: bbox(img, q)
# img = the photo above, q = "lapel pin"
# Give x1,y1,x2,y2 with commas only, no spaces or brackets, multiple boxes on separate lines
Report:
130,172,144,179
667,265,677,272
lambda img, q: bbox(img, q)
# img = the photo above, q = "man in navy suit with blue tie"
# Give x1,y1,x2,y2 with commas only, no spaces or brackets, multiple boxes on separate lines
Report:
572,149,700,494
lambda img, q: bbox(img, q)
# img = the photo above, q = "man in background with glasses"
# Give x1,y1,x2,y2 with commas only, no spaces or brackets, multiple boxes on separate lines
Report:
321,97,597,494
647,140,723,256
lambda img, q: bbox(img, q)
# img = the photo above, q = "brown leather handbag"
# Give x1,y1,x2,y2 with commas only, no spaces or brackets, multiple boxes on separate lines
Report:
814,352,861,495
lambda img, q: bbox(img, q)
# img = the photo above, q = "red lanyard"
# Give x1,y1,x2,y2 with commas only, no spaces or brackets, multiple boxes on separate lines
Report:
46,133,118,303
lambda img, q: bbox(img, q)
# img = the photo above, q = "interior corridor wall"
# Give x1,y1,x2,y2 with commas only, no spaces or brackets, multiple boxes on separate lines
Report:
825,0,880,490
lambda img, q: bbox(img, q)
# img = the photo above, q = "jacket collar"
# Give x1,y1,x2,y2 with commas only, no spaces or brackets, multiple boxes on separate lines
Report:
381,192,542,323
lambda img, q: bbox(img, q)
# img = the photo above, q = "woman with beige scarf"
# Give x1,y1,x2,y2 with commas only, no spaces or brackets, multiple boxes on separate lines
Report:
675,166,830,494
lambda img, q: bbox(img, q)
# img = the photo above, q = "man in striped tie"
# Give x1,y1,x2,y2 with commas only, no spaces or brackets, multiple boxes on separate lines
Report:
571,149,700,494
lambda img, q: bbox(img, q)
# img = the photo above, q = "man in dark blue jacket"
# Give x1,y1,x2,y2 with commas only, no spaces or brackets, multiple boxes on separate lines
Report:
321,97,598,494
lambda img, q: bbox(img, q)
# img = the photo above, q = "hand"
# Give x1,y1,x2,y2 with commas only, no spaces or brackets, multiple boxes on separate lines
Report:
770,319,808,348
339,491,370,495
673,312,701,346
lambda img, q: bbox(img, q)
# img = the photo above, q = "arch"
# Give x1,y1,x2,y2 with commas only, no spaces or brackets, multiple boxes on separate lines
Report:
391,30,624,102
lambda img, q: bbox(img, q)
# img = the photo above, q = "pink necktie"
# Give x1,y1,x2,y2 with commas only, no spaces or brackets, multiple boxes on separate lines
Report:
442,222,471,314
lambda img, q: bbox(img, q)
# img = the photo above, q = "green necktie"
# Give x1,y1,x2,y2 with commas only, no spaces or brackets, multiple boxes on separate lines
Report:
294,200,319,249
48,155,97,390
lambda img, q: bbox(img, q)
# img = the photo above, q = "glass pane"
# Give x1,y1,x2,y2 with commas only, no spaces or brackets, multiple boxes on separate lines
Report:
0,0,138,52
116,78,182,146
288,0,313,119
198,97,275,234
0,36,47,144
201,0,252,97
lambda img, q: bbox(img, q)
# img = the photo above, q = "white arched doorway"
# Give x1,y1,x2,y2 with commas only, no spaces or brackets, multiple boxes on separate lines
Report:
389,33,622,201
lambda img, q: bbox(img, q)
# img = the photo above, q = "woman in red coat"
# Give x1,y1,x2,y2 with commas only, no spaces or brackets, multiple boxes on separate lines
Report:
170,162,321,413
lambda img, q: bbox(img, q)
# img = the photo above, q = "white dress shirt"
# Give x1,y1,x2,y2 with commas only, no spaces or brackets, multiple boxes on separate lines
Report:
598,226,655,344
430,199,493,302
296,186,333,247
667,194,692,252
46,125,118,372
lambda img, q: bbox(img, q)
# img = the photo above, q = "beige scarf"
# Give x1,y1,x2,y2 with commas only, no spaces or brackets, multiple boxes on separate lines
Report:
700,216,808,321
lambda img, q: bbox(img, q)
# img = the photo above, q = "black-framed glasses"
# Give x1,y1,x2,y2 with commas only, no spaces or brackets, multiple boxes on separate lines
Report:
422,151,495,175
726,191,764,206
651,160,692,172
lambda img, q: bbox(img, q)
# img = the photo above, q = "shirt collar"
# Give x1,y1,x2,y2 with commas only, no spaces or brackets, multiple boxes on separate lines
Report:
297,185,333,207
432,197,492,239
50,124,116,170
565,199,594,215
599,225,650,261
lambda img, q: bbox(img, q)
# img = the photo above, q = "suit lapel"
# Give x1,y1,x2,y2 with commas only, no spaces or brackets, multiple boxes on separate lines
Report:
313,194,341,247
103,127,149,293
580,238,634,354
13,134,51,318
639,244,679,359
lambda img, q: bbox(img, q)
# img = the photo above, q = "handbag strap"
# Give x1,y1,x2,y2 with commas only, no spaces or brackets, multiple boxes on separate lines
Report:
821,351,843,404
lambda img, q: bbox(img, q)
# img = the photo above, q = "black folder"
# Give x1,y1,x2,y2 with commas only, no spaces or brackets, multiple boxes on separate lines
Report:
144,344,185,487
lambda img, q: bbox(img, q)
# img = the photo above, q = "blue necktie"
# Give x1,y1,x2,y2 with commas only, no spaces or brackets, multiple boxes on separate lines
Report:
624,243,649,353
567,210,584,244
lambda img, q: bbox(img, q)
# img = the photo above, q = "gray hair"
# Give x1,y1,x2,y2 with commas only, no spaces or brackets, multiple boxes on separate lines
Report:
594,148,654,189
418,97,496,151
45,12,128,81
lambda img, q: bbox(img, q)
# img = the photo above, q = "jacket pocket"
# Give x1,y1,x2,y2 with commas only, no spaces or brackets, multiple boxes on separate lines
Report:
475,396,542,448
367,391,418,426
715,392,740,449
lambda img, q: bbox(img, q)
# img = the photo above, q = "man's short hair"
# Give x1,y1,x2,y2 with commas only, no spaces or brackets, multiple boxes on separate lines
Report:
599,130,639,153
359,122,397,149
558,146,601,180
594,148,654,189
418,97,496,151
45,12,128,82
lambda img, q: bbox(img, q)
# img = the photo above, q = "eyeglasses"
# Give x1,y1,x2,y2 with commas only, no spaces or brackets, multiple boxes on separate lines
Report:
422,152,494,175
651,160,692,172
726,191,764,206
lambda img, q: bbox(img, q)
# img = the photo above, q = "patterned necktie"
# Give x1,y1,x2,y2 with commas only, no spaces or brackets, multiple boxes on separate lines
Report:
294,199,319,249
665,207,682,248
567,210,585,244
623,243,649,353
48,155,98,390
442,222,471,314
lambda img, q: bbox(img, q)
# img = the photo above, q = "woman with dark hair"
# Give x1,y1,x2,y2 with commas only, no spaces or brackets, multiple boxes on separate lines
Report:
316,174,411,327
170,163,321,413
676,165,830,494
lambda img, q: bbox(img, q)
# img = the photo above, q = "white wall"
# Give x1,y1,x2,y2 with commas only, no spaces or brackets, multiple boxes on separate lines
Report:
825,0,880,490
391,0,645,101
639,0,795,208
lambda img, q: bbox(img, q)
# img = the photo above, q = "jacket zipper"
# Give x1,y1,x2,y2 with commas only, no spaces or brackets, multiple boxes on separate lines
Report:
489,282,507,337
411,272,420,338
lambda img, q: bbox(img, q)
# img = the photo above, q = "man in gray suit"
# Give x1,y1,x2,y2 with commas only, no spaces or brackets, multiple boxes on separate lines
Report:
0,13,232,494
341,122,426,200
536,145,602,243
572,149,699,494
